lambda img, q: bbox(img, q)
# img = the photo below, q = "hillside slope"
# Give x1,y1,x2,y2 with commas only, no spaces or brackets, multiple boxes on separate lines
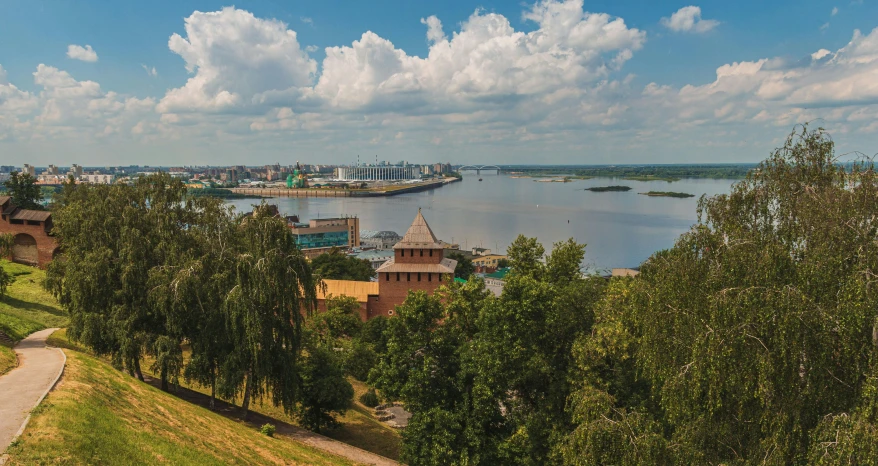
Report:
0,260,67,342
3,350,355,465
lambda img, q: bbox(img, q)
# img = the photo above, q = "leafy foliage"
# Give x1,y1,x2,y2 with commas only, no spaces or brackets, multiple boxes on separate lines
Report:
447,252,474,279
260,423,276,437
311,248,375,281
297,344,354,433
359,389,380,408
3,172,43,210
372,237,605,465
46,179,322,425
558,126,878,464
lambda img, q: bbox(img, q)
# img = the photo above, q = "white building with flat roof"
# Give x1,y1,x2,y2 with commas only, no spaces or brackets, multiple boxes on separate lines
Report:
336,165,421,181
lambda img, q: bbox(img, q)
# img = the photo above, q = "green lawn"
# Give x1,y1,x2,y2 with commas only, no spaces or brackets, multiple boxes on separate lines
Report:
4,350,355,466
0,260,67,341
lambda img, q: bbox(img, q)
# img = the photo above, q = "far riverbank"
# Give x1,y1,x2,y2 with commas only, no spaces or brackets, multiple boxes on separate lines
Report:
228,177,459,198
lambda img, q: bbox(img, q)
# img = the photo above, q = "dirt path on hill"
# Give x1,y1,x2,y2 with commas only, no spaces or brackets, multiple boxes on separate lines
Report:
142,376,401,466
0,329,65,455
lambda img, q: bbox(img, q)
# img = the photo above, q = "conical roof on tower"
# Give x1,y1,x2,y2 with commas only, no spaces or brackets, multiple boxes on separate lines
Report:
393,208,441,249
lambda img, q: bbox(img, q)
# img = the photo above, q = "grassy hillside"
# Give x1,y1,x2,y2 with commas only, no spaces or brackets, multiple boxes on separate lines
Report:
0,345,15,375
247,378,401,460
0,260,67,341
139,351,402,460
3,350,355,466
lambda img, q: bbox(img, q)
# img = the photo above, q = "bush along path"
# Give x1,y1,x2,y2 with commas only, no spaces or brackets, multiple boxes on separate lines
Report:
0,328,65,456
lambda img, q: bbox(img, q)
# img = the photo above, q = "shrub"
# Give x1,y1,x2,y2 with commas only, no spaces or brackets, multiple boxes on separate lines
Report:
359,388,380,408
260,423,276,437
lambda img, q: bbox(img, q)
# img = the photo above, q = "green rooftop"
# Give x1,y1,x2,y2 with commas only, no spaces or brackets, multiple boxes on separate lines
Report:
484,267,511,280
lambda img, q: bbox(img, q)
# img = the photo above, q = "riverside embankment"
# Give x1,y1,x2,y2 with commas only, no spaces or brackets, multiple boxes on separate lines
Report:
229,177,459,198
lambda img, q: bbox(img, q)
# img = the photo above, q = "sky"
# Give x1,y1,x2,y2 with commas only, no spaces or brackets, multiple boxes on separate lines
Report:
1,0,878,166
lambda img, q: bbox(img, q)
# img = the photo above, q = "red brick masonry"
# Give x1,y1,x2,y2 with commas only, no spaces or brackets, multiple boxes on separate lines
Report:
0,196,57,267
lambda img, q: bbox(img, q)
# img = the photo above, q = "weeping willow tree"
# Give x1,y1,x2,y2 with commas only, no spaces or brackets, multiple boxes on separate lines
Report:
46,174,193,382
561,126,878,464
223,203,318,419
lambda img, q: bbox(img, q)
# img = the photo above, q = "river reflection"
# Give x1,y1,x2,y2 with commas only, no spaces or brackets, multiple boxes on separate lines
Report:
226,175,736,271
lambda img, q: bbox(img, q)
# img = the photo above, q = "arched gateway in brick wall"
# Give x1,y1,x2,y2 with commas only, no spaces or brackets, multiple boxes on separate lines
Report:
0,196,57,268
315,209,457,321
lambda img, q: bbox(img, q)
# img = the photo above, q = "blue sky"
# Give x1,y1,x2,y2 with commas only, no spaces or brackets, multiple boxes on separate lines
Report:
2,0,878,166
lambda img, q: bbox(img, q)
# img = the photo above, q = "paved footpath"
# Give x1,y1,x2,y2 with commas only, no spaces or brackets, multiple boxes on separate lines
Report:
0,328,64,455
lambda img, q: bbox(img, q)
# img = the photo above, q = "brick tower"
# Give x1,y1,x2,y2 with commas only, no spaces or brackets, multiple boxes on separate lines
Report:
374,209,457,316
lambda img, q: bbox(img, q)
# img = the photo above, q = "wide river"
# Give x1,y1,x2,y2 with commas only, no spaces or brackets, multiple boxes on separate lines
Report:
227,175,738,272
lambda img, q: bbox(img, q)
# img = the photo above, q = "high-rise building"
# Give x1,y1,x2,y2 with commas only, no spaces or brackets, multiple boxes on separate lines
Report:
22,164,36,176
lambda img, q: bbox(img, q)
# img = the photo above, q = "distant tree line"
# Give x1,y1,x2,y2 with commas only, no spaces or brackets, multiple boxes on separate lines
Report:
513,164,755,180
367,126,878,465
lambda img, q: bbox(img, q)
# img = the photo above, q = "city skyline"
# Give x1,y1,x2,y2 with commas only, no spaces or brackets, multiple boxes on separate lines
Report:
2,0,878,166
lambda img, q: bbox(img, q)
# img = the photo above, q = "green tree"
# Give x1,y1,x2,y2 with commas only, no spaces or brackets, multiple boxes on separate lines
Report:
46,174,192,383
612,126,878,464
559,279,668,465
3,172,43,210
224,203,318,419
373,237,606,465
307,295,363,342
297,344,354,433
448,252,474,279
311,247,375,281
151,197,239,406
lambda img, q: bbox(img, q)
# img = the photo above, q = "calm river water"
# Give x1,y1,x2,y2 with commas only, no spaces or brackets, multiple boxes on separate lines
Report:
226,175,737,271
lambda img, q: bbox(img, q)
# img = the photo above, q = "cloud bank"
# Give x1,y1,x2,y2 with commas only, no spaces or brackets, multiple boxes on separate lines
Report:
2,0,878,164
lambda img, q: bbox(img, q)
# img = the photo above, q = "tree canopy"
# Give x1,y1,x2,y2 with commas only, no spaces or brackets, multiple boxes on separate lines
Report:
46,179,331,423
370,126,878,465
310,247,375,281
448,252,474,279
3,172,43,210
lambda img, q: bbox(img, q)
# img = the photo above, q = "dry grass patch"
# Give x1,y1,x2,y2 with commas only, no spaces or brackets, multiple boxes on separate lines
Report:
0,344,16,376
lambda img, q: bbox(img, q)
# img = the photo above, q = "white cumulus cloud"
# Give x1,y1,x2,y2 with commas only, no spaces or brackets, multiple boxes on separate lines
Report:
158,7,317,114
314,0,645,110
66,44,98,62
4,2,878,164
420,15,446,43
661,6,719,33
